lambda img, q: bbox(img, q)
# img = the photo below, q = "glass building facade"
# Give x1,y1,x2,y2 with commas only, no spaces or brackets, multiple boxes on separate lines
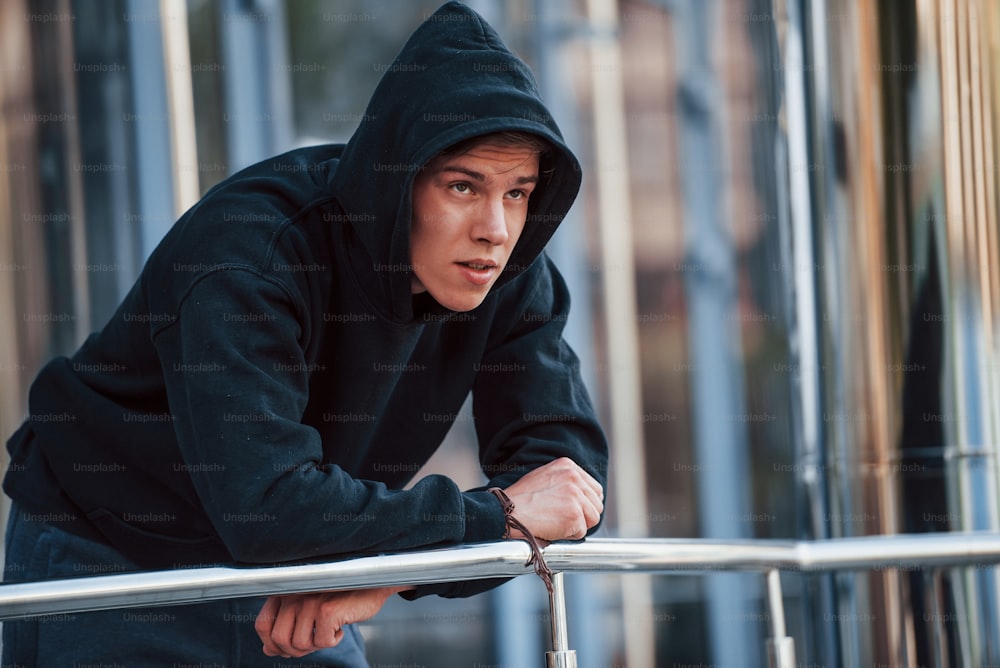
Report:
2,1,1000,665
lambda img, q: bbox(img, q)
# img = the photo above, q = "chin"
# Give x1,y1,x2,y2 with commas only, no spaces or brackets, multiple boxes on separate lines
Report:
442,297,486,313
434,289,489,313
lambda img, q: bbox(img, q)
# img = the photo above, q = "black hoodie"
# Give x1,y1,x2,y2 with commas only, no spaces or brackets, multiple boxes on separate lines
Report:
4,2,607,594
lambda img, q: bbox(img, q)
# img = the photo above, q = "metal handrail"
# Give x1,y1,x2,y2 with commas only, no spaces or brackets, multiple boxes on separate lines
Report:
4,533,1000,666
0,541,536,620
5,533,1000,620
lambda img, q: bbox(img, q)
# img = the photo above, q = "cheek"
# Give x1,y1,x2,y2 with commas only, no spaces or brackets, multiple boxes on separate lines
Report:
410,200,440,254
506,212,529,249
410,206,457,272
413,194,453,237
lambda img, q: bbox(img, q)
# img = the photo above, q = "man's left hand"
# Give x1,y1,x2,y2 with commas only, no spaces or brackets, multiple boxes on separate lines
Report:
255,586,410,658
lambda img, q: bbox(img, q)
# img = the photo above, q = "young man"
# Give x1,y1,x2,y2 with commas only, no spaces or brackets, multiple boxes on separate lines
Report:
3,2,607,665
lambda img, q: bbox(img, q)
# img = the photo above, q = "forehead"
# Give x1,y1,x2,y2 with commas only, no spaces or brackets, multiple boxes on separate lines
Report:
424,140,540,176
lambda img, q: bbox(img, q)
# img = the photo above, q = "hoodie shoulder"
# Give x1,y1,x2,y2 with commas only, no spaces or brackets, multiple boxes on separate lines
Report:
143,145,345,310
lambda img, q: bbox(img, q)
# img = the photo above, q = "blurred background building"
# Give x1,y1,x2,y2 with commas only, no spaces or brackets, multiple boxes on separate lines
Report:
1,0,1000,666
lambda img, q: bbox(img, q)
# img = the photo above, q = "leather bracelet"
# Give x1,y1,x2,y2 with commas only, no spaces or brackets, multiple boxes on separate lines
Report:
487,486,554,593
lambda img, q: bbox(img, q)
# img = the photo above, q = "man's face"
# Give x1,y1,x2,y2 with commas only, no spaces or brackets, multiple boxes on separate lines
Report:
410,140,540,312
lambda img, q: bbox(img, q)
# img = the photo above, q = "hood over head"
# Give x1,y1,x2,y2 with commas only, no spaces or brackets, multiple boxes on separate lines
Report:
329,1,582,323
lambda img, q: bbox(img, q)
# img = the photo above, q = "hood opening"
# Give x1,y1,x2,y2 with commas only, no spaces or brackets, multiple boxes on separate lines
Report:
329,1,582,324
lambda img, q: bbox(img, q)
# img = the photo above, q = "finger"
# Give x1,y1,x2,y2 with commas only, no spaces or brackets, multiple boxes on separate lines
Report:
560,475,602,524
576,465,604,499
577,479,604,514
256,597,283,656
555,457,603,499
557,495,602,541
581,495,603,530
314,625,345,649
270,596,306,657
312,594,347,647
291,596,321,654
548,507,588,541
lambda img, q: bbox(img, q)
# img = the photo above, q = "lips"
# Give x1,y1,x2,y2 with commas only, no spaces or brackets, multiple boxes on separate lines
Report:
455,259,499,286
457,258,498,270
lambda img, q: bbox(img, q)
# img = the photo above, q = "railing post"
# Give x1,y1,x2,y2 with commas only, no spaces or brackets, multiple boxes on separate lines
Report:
764,569,796,668
546,571,578,667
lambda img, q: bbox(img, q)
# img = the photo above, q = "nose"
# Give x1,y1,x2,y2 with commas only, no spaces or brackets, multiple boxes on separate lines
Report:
472,196,509,246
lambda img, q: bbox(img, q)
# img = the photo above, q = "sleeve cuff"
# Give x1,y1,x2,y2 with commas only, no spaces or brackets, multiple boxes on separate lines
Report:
460,488,507,543
398,489,509,600
398,577,512,600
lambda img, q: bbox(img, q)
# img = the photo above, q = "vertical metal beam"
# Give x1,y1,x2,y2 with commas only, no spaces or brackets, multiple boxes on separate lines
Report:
582,0,655,666
545,572,578,668
584,0,649,547
219,0,268,173
56,0,90,344
218,0,293,175
0,0,37,545
774,0,826,541
771,0,839,663
765,569,796,668
159,0,199,215
801,0,913,660
671,0,757,665
941,0,1000,662
125,0,175,261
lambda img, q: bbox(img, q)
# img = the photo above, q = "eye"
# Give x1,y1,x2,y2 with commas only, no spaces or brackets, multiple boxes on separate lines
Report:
451,182,472,194
507,189,530,200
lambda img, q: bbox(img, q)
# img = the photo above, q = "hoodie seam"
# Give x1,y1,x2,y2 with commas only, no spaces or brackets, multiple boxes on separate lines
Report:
260,195,342,270
149,266,308,344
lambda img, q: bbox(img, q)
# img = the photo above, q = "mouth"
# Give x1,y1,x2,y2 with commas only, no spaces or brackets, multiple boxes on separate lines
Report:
458,261,497,270
455,259,499,286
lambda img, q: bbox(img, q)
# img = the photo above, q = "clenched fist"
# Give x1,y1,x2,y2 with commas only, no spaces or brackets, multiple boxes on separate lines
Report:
502,457,604,541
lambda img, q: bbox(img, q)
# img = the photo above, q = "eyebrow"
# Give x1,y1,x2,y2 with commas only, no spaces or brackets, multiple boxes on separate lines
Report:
439,164,538,186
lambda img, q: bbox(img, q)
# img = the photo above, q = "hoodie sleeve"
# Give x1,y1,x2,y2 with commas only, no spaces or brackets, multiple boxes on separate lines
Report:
473,255,609,495
152,267,506,564
401,256,609,600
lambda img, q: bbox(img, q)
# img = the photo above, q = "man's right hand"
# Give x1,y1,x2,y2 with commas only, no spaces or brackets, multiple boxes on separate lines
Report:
501,457,604,541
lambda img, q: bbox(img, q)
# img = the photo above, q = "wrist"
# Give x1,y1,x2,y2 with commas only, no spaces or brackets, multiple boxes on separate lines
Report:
486,487,555,593
487,486,515,539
